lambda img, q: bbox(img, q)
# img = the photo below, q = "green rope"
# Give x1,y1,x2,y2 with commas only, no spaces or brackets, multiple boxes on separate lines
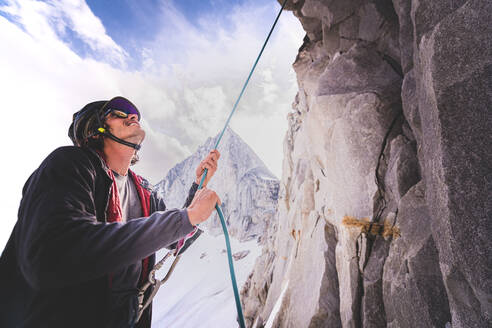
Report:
197,1,288,327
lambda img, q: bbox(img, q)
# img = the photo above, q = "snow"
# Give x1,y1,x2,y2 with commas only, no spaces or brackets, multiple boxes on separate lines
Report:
155,127,279,242
264,280,289,328
148,127,275,327
151,231,261,328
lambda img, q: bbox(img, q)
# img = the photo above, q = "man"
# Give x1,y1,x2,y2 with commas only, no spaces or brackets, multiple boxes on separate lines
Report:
0,96,221,327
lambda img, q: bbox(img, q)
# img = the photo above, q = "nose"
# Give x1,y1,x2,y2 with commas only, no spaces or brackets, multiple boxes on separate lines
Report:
128,113,139,121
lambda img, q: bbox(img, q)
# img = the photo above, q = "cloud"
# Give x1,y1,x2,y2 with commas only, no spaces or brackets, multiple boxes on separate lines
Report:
0,0,127,65
137,0,304,173
0,0,304,248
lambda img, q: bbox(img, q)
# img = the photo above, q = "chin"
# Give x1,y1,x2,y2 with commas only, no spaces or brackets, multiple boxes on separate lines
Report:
134,129,146,143
122,129,145,145
139,129,146,141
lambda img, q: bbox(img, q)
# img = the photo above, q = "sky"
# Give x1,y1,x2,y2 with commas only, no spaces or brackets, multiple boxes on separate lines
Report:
0,0,304,248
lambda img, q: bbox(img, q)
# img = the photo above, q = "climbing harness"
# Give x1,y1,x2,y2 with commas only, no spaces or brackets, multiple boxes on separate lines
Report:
134,0,289,326
135,251,178,323
134,228,202,323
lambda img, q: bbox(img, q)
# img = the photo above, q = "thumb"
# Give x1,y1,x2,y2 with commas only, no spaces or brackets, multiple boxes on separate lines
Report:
212,191,221,206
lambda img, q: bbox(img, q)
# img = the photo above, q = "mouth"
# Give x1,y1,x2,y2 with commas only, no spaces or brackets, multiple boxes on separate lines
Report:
127,121,140,127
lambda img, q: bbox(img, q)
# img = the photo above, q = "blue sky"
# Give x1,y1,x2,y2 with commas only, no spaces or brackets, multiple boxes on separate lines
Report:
84,0,163,66
0,0,303,248
23,0,281,69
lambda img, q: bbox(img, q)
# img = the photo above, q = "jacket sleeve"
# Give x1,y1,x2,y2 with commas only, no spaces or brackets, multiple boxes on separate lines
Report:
15,147,194,290
149,182,197,212
182,182,199,208
151,182,200,252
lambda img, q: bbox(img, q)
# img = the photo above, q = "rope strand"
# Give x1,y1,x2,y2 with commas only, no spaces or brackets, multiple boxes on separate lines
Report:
198,1,289,327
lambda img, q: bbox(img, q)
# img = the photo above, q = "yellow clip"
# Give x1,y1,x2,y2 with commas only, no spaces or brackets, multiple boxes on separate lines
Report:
98,128,105,133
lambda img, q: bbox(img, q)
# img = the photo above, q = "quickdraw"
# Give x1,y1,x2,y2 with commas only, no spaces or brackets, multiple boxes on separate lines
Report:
134,250,181,323
133,227,201,324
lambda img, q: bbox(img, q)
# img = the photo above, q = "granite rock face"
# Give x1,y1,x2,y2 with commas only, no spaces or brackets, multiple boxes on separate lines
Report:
155,127,279,242
241,1,491,327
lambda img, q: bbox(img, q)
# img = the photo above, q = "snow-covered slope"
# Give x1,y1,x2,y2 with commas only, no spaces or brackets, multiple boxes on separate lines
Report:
151,234,261,328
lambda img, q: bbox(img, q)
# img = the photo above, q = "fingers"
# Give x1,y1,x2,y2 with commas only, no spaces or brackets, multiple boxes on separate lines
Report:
207,149,220,163
210,149,220,160
193,187,218,201
207,189,220,206
198,151,219,171
201,150,220,170
203,158,216,166
202,159,217,171
196,164,215,180
195,150,221,186
187,187,221,225
199,188,221,206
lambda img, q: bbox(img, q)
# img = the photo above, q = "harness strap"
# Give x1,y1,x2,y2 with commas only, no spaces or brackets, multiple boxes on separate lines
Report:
134,251,181,324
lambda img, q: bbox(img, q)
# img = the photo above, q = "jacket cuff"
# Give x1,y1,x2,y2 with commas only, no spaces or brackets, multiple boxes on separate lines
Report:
179,209,195,234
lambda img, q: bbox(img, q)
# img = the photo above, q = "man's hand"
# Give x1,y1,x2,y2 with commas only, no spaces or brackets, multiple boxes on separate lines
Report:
195,149,220,187
187,188,221,226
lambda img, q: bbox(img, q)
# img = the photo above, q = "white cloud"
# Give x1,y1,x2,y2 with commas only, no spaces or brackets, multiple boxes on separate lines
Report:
60,0,128,63
0,0,304,248
0,0,127,65
140,0,304,173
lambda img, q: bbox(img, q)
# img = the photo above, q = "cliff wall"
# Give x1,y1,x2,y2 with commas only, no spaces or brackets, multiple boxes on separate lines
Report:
242,1,491,327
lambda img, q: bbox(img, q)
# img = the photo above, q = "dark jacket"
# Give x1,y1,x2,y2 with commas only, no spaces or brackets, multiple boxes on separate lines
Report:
0,146,198,327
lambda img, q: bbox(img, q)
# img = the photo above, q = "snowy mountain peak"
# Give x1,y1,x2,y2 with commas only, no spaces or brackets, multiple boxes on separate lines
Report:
155,127,279,241
201,126,276,179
